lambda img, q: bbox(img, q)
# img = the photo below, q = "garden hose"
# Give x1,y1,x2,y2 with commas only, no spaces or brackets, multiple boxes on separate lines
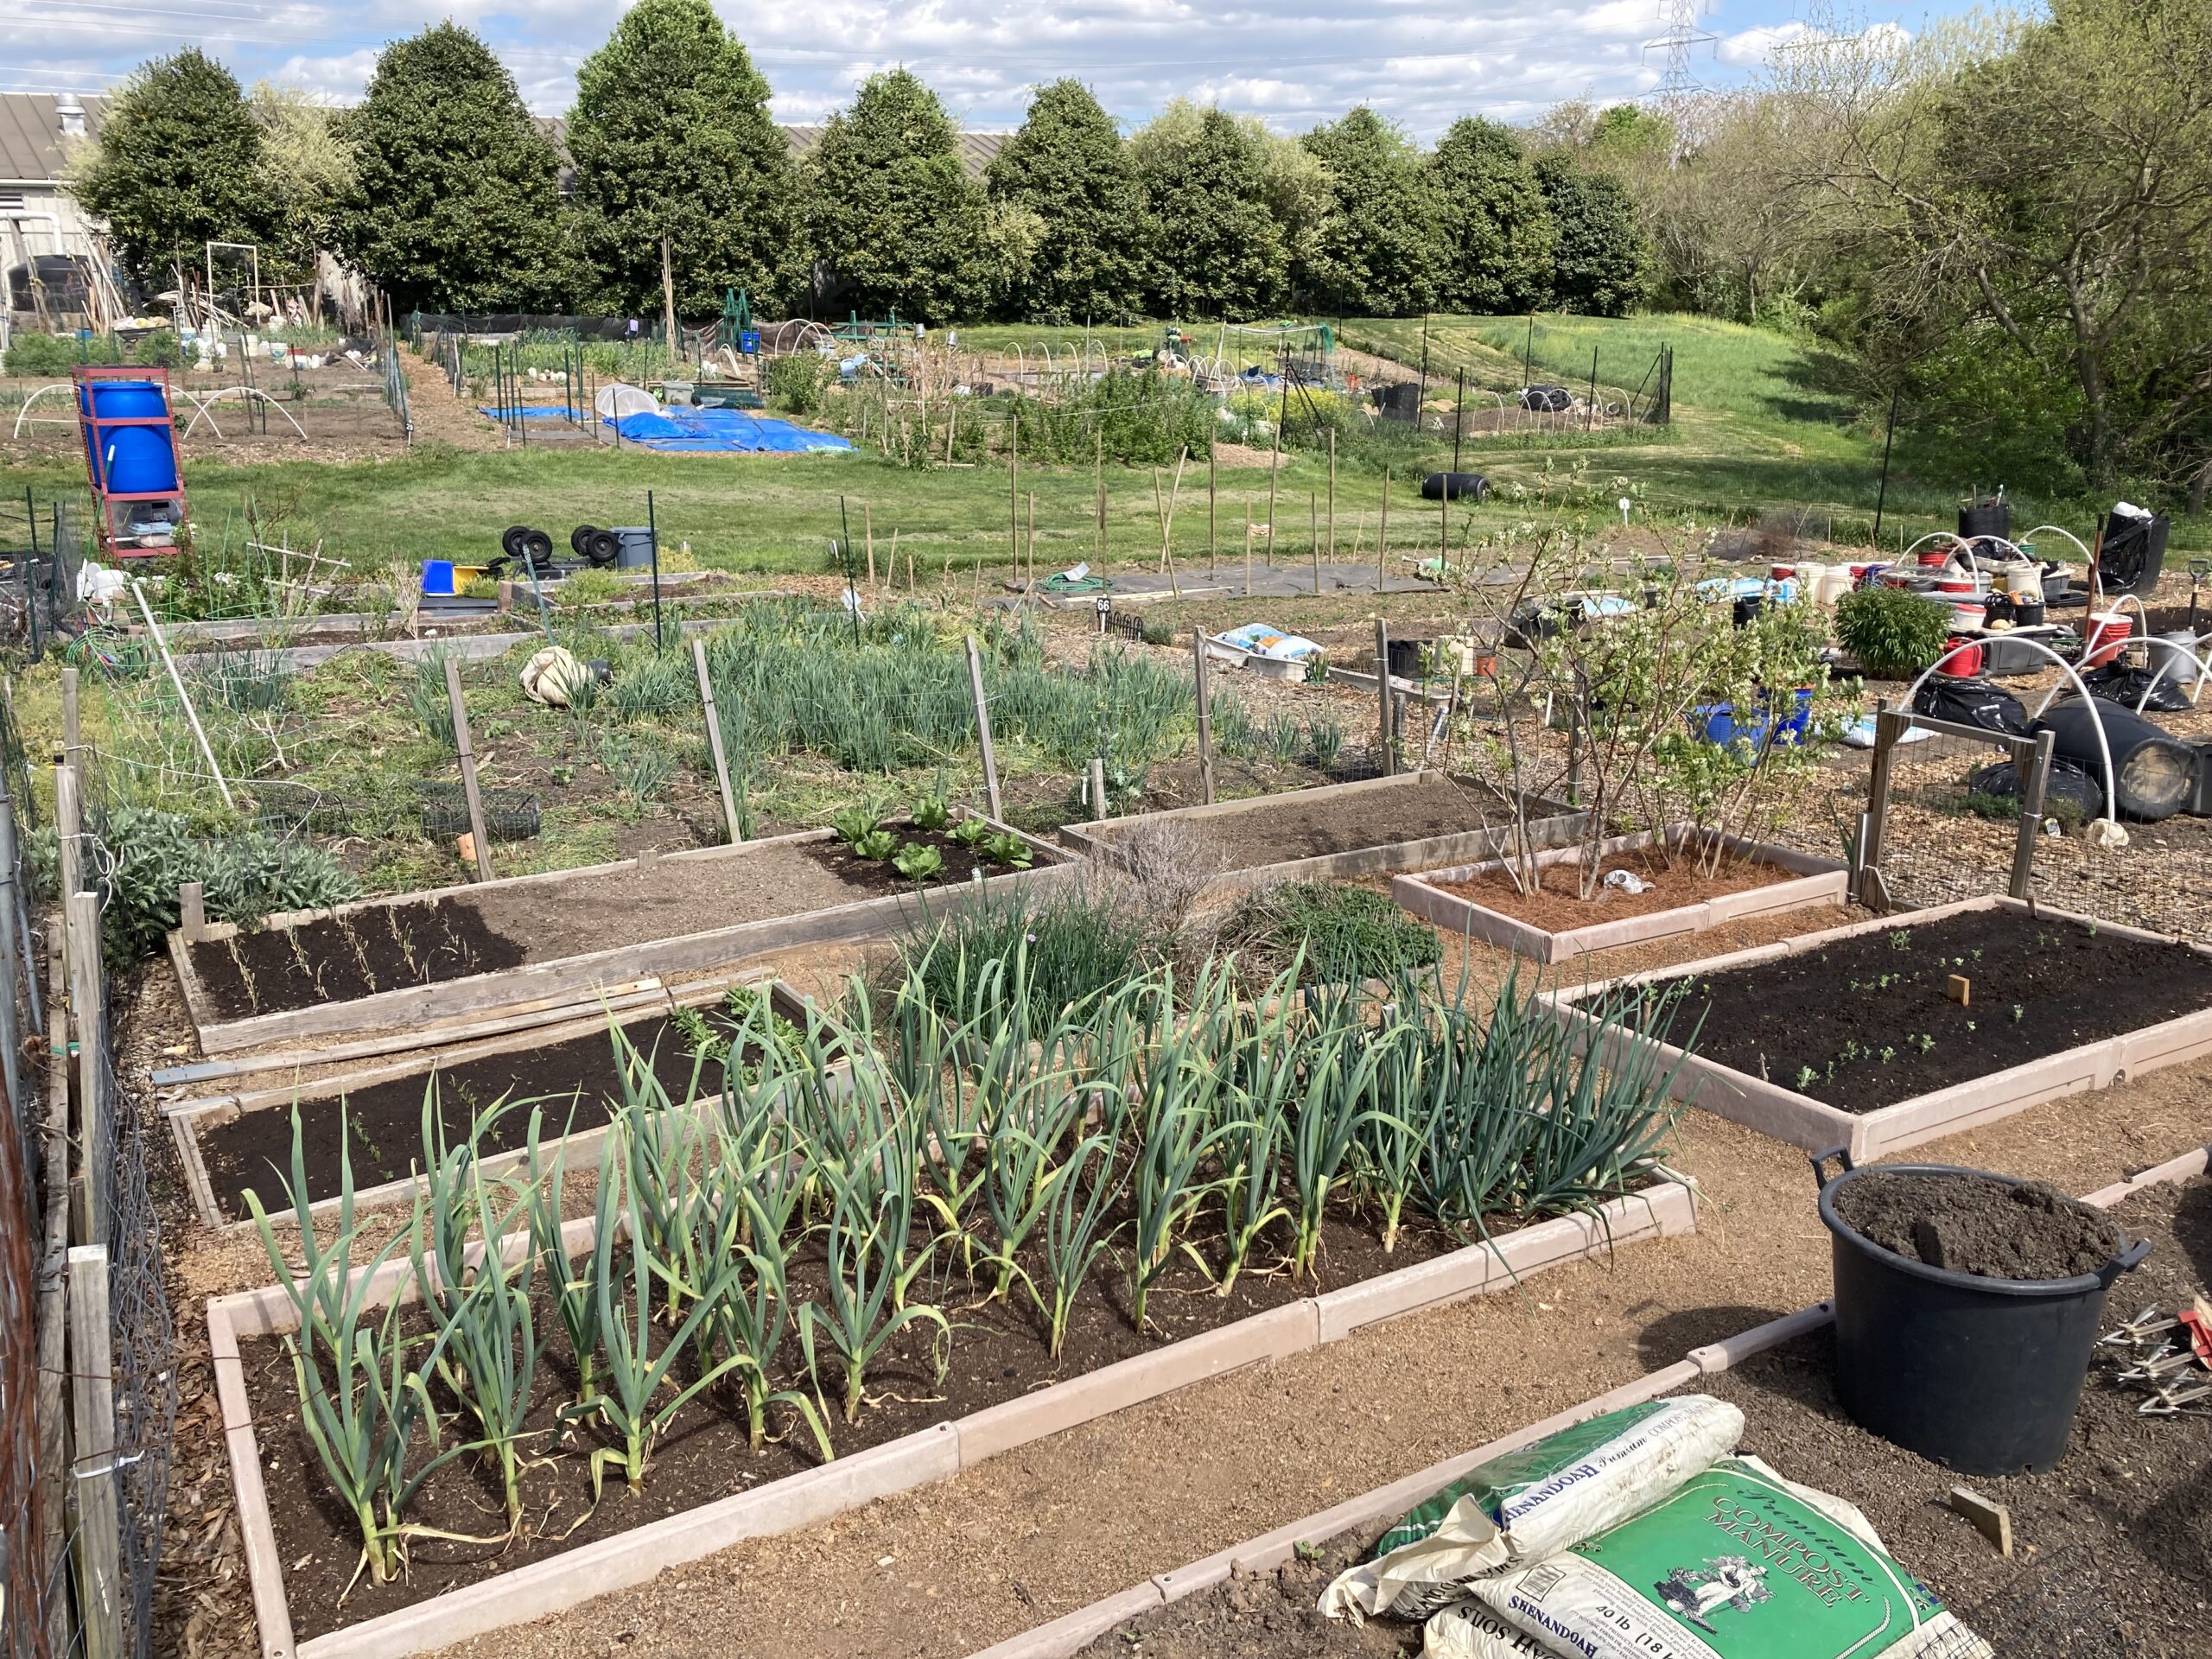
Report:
1040,571,1109,594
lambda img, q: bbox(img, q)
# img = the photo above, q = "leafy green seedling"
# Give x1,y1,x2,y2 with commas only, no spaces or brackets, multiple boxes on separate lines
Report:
854,830,899,860
893,842,944,882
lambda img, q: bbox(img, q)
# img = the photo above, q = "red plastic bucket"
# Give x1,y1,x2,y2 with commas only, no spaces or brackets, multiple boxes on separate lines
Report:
1938,638,1982,676
1917,549,1953,569
2082,611,2132,668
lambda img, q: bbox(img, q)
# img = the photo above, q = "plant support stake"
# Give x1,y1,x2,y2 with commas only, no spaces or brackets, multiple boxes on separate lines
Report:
693,638,741,842
1375,617,1395,776
444,657,495,880
1192,627,1216,804
130,580,233,808
647,489,664,652
965,634,1002,821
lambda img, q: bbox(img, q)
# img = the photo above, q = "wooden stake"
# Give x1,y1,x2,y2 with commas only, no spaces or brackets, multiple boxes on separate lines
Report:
1089,757,1108,821
1094,429,1105,568
693,638,741,842
863,502,876,593
2009,728,2056,899
1208,447,1217,575
1310,491,1320,596
444,658,494,880
1025,493,1035,601
1375,617,1395,776
660,234,678,365
1327,428,1337,569
132,581,232,808
65,889,101,1246
1378,467,1389,589
60,665,79,766
965,634,1002,821
68,1244,123,1659
1266,421,1280,556
1192,628,1216,804
1010,416,1020,572
179,880,205,942
54,763,80,906
1244,500,1254,597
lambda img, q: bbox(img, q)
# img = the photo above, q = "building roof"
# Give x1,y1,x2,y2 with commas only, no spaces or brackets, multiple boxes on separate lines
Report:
0,92,1003,185
0,93,104,186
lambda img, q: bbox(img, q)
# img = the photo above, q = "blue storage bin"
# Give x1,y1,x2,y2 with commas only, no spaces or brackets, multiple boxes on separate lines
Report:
421,559,457,596
1692,686,1815,747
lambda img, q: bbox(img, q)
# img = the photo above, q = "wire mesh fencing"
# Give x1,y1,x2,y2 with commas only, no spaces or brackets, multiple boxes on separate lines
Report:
102,1049,175,1659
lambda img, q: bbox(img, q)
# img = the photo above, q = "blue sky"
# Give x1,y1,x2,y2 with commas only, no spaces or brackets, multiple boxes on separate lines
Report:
6,0,1967,136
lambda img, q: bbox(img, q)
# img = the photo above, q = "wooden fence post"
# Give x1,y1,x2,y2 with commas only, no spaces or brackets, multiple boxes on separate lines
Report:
54,764,80,913
60,665,80,766
66,889,102,1246
178,880,205,942
2009,729,2056,900
67,1244,123,1659
965,635,1002,822
1374,618,1395,777
443,658,494,880
1860,703,1906,912
692,639,742,842
1192,630,1217,805
1089,758,1107,822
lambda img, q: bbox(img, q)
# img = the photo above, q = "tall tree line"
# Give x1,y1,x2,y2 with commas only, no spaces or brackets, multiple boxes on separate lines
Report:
70,2,1645,325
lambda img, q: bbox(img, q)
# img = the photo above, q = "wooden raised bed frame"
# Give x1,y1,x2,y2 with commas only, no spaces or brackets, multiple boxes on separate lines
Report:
1058,772,1585,894
1393,829,1848,964
1541,896,2212,1161
211,1181,1697,1659
163,976,846,1232
168,816,1071,1056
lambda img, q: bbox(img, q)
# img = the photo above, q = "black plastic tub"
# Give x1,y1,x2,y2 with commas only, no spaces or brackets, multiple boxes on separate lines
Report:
1813,1147,2148,1476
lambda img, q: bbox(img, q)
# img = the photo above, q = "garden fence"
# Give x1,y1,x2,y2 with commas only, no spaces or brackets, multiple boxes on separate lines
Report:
0,493,86,666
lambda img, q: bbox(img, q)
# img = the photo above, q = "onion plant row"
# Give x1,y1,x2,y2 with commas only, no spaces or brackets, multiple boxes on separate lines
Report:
246,940,1688,1592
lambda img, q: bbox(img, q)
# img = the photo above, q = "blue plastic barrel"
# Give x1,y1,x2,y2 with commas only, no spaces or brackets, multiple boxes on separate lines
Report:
81,380,179,495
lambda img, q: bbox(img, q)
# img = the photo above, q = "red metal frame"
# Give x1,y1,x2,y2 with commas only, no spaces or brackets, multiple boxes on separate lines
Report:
72,363,189,561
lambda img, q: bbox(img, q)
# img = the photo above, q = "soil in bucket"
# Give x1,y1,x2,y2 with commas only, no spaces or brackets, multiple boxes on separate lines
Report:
1833,1171,2125,1281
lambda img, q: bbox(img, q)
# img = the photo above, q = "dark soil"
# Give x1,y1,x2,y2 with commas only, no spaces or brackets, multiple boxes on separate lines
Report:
1834,1170,2126,1281
1093,776,1537,874
1632,908,2212,1114
188,897,526,1022
197,1014,720,1220
1702,1176,2212,1659
1071,1526,1417,1658
240,1191,1589,1639
188,830,1051,1021
1434,848,1796,931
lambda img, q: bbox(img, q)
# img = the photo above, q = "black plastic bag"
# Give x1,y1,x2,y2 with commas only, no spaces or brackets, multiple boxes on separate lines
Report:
2082,661,2191,715
1914,676,2031,736
1966,757,2104,824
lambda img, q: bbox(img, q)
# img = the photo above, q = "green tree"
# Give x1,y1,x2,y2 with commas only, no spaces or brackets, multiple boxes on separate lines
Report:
1534,156,1647,315
72,51,264,289
1297,107,1440,317
986,80,1147,325
250,84,355,285
568,0,802,316
1129,104,1287,318
337,23,569,313
1427,118,1556,314
804,70,991,324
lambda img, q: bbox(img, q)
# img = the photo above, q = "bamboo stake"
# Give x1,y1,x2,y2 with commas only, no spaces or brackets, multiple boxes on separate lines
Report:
693,637,741,842
131,581,233,808
1009,416,1020,572
1327,428,1337,569
1025,492,1036,602
864,502,876,593
1310,491,1320,596
1208,447,1217,575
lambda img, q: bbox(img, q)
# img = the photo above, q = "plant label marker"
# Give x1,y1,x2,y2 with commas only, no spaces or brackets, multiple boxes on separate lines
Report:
444,658,495,881
693,638,741,842
1948,1487,2012,1555
1948,975,1972,1007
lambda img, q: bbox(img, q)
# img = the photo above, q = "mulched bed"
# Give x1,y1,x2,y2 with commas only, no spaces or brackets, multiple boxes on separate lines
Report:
1430,846,1794,931
1092,777,1537,874
1699,1175,2212,1659
1631,907,2212,1114
187,828,1050,1020
195,1014,720,1220
237,1187,1642,1639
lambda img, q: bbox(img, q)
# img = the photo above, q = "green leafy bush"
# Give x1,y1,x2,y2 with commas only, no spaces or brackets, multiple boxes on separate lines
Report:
34,804,359,965
1219,881,1441,984
3,329,183,376
766,353,830,416
1834,586,1954,678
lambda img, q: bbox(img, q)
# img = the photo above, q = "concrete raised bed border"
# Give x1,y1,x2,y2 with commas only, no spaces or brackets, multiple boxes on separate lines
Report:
1393,830,1848,963
212,1180,1695,1659
966,1138,2212,1659
1541,895,2212,1161
168,814,1071,1056
164,977,847,1232
1059,772,1586,896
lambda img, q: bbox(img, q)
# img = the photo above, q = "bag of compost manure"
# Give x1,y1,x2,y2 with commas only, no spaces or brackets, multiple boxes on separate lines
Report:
1465,1456,1993,1659
1321,1396,1745,1624
1424,1598,1561,1658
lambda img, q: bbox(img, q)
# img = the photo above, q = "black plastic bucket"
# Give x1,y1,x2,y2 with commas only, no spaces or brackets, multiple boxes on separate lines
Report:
1812,1147,2148,1476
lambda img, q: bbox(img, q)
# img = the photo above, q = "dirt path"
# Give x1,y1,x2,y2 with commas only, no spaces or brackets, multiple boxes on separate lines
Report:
397,342,505,453
404,907,2212,1659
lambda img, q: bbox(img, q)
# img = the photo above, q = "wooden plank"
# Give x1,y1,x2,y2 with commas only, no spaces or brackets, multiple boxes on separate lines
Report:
1860,704,1904,909
35,930,70,1658
67,1244,123,1659
965,634,1003,821
693,638,741,842
2009,728,2056,900
60,664,79,766
67,890,102,1246
445,658,494,880
54,764,80,911
179,880,205,942
1909,712,2035,754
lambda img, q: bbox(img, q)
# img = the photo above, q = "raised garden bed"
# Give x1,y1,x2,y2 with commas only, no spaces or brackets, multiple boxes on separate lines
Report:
1543,896,2212,1160
1394,829,1847,963
165,980,836,1230
210,1181,1695,1659
168,815,1071,1054
1061,772,1584,892
984,1145,2212,1659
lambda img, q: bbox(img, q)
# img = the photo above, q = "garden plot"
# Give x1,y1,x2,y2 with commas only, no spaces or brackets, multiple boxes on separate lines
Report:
168,816,1069,1052
206,950,1696,1659
1394,829,1847,963
1546,896,2212,1160
165,980,835,1229
1064,772,1583,890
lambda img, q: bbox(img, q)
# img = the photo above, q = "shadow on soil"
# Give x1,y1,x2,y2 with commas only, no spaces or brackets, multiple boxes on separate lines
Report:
1631,1305,1793,1371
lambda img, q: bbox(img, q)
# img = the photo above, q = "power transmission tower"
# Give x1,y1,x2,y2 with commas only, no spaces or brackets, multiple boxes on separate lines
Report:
1643,0,1718,103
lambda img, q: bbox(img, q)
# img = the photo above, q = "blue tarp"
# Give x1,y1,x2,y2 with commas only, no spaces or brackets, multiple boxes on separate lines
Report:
607,407,853,454
477,405,582,421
